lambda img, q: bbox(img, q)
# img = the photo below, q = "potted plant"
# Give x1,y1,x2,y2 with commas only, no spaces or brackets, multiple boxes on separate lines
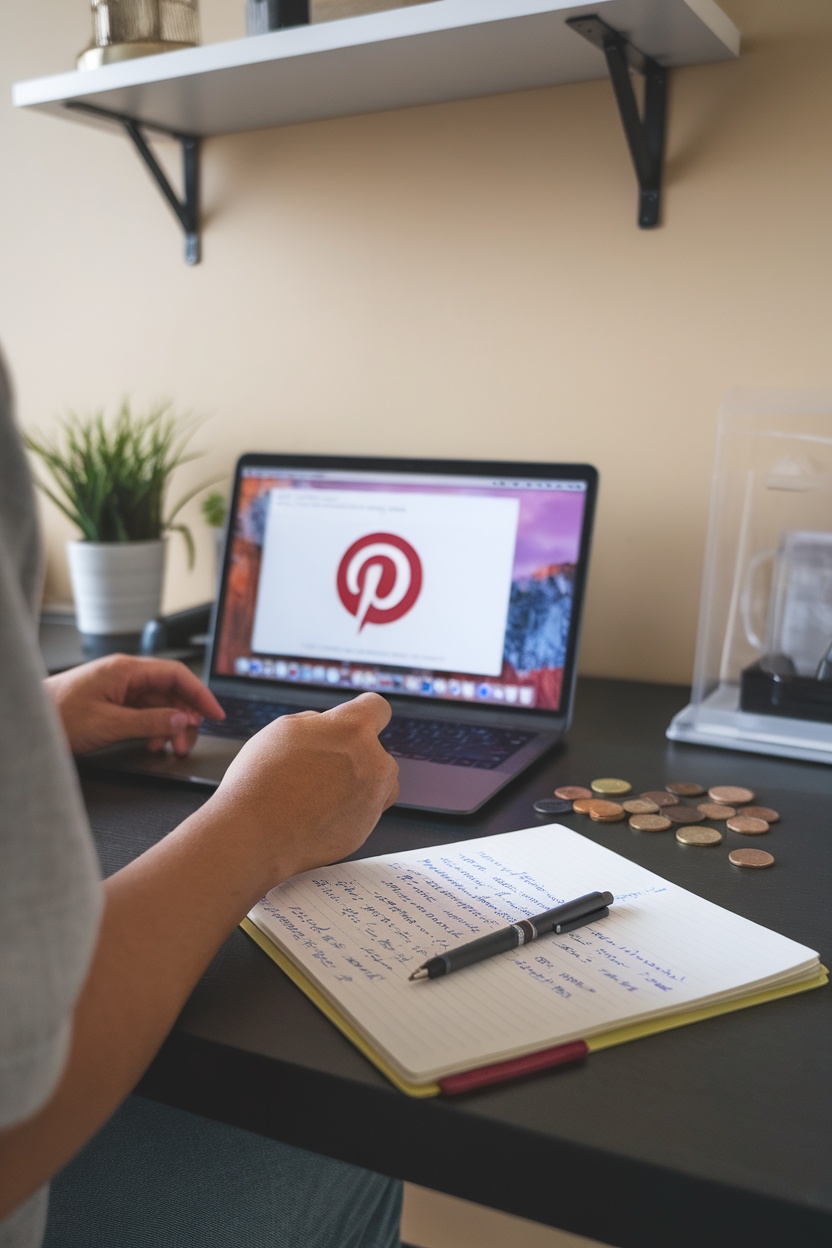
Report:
25,400,209,636
200,489,228,589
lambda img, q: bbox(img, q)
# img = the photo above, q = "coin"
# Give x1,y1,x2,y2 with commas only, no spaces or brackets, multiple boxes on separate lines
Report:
622,798,659,815
629,813,672,832
591,778,632,795
729,848,775,868
573,798,600,814
588,800,626,822
697,802,736,820
640,790,679,807
666,781,705,797
726,815,770,835
664,805,706,824
708,785,755,805
554,785,593,801
534,797,574,816
742,806,780,824
676,825,723,846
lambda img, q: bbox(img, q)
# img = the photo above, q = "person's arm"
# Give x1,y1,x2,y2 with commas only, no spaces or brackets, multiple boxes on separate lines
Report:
0,692,399,1220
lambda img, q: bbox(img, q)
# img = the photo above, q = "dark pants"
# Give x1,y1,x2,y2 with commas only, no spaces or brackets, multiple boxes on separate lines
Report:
43,1095,402,1248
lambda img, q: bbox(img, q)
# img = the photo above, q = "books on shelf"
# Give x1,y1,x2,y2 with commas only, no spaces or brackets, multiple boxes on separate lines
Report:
242,824,825,1096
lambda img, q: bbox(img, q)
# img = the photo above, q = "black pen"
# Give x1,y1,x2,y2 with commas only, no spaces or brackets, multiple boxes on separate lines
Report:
408,890,614,981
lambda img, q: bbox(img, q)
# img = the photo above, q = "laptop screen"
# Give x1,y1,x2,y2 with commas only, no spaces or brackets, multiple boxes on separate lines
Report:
210,457,596,714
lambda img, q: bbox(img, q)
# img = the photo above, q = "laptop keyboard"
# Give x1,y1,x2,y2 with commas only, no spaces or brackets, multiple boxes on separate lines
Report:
201,696,534,771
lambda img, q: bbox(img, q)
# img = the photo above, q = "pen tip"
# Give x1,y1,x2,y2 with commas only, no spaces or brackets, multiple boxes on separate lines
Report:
409,968,429,981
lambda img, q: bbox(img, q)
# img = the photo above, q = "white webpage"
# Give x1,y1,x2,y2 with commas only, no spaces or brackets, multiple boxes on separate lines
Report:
251,488,519,674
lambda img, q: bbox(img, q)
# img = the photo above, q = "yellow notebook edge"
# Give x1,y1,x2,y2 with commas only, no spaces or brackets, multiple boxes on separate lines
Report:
586,964,828,1053
240,918,827,1096
240,917,441,1097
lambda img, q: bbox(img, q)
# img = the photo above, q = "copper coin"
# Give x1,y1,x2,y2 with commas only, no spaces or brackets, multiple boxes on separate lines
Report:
727,815,770,835
573,797,599,814
640,790,679,807
697,802,736,820
622,798,660,815
591,777,632,796
666,781,706,797
664,805,706,824
554,785,593,801
629,813,672,832
729,848,775,868
676,825,723,846
708,785,755,805
742,806,780,824
589,800,626,822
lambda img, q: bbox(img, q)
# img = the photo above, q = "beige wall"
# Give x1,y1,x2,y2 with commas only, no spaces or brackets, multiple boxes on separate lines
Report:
1,0,830,684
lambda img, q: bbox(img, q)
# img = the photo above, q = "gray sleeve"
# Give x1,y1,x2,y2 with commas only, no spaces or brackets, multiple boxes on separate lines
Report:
0,354,103,1130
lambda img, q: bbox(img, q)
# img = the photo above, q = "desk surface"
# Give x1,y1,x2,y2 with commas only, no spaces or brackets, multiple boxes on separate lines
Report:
78,677,832,1248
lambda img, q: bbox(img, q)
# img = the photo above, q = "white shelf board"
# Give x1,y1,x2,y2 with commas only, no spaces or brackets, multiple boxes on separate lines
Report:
13,0,739,138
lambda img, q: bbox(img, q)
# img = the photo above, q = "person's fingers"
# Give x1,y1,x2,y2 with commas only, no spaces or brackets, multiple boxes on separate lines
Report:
118,706,199,747
326,692,392,735
120,658,225,720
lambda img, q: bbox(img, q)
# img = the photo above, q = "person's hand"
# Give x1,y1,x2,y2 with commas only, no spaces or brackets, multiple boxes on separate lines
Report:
208,692,399,887
44,654,225,756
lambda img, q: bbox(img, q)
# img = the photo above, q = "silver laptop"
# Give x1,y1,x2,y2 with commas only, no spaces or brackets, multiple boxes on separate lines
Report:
91,453,597,814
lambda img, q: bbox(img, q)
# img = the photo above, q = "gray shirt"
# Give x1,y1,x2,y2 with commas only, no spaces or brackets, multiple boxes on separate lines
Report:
0,354,102,1247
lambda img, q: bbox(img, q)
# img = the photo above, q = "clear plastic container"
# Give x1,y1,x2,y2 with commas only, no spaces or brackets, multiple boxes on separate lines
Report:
667,391,832,763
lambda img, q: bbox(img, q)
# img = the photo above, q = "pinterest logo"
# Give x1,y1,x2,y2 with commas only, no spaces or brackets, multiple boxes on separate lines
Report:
336,532,423,632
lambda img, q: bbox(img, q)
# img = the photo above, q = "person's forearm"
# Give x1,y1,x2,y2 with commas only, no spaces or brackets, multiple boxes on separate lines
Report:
0,801,276,1220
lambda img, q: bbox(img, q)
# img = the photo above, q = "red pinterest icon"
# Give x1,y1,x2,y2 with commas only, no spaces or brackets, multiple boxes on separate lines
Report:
336,532,423,632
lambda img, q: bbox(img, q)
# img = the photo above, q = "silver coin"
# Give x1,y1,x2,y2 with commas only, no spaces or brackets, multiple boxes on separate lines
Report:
534,797,573,816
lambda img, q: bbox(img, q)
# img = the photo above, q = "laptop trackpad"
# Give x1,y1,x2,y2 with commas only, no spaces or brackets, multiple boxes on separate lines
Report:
395,757,506,814
84,735,240,786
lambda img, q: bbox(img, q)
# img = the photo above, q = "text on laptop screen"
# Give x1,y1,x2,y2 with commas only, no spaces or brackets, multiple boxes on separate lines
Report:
212,468,589,711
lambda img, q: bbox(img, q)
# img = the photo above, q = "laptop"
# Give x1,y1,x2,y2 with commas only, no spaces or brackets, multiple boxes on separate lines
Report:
90,453,597,814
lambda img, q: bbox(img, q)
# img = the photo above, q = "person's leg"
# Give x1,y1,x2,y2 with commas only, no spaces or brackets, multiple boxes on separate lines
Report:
43,1094,402,1248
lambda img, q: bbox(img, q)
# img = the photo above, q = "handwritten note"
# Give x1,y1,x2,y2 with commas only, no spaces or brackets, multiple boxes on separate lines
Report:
249,826,818,1083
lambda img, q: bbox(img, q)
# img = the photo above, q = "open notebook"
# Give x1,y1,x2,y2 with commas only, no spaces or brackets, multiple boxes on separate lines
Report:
242,826,825,1096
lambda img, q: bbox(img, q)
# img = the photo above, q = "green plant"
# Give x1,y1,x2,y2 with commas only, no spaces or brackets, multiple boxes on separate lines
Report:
24,400,211,568
200,490,227,529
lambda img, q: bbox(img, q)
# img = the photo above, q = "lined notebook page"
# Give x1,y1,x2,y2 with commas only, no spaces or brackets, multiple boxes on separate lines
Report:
248,825,819,1083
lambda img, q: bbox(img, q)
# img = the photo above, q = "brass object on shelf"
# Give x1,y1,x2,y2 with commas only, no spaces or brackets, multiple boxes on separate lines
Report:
78,1,200,71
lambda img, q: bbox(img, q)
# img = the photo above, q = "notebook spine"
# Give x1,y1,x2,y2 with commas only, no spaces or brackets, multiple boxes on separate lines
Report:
438,1040,589,1095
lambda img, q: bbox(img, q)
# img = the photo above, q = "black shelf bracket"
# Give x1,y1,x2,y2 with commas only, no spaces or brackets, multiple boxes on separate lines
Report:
64,101,201,263
567,15,667,228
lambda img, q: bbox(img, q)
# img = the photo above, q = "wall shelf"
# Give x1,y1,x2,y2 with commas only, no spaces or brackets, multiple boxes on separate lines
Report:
12,0,740,260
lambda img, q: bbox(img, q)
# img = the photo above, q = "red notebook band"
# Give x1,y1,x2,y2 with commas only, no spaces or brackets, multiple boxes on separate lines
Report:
438,1039,589,1095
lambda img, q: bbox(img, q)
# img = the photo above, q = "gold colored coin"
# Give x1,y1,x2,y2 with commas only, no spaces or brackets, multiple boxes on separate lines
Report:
629,813,672,832
589,800,626,822
622,798,659,815
640,790,679,807
591,778,632,796
554,785,593,801
742,806,780,824
697,802,736,820
664,805,706,824
676,825,723,846
666,780,706,797
727,815,770,835
573,797,599,814
708,785,755,805
729,848,775,868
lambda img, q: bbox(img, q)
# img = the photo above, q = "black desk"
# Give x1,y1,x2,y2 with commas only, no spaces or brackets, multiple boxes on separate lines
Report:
77,678,832,1248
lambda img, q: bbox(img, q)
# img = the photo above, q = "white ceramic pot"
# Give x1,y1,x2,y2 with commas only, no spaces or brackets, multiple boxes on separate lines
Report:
67,539,167,635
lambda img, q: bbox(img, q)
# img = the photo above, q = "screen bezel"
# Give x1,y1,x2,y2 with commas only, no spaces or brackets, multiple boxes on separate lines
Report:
207,453,598,725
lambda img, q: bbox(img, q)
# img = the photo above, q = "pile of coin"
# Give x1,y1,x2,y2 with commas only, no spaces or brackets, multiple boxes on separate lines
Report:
533,779,781,869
